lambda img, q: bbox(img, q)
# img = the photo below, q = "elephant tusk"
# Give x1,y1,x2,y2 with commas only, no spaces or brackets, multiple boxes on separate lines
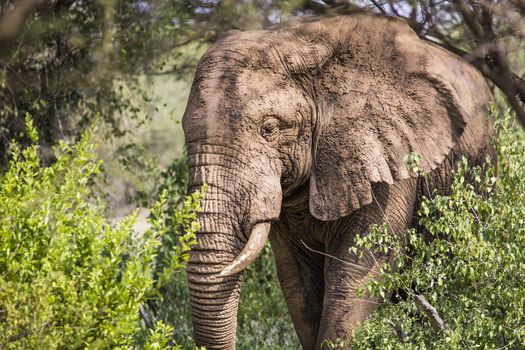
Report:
219,222,270,277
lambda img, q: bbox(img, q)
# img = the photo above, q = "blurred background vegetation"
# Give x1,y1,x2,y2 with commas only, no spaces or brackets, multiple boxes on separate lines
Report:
0,0,524,348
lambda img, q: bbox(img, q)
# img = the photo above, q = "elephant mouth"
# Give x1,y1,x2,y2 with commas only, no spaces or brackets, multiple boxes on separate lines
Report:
218,221,271,277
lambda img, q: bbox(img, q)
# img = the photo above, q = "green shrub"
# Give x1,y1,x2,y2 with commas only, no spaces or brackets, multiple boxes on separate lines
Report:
0,115,204,349
342,108,525,349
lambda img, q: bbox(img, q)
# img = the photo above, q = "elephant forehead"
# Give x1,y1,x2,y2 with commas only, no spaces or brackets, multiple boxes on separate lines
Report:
182,77,230,141
236,71,308,117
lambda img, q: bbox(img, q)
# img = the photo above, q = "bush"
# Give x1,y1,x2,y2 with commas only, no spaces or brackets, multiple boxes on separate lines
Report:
339,107,525,349
0,115,204,349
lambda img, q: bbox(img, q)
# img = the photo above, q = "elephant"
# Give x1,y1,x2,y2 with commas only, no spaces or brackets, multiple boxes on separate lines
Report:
182,13,495,350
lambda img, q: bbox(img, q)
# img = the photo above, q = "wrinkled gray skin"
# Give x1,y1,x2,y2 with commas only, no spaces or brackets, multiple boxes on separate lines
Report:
182,14,494,350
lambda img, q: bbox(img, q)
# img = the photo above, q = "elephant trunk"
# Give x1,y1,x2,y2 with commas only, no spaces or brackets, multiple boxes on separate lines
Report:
187,196,243,350
186,158,281,350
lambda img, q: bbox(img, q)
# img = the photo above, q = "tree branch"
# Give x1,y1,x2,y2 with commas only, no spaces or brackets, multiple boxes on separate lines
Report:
387,320,408,342
139,303,154,330
510,0,525,14
368,0,387,14
300,239,381,276
426,0,525,127
452,0,484,37
414,294,446,332
7,329,31,342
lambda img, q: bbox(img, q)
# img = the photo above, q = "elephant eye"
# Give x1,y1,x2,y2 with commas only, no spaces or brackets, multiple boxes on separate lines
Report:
260,118,280,140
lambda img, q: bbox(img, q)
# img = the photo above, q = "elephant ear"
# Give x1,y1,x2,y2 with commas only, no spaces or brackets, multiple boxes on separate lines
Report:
309,21,470,221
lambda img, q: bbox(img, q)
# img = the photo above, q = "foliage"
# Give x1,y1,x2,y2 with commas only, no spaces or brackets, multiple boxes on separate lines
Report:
335,107,525,349
0,115,205,349
0,0,302,167
2,1,523,349
137,163,208,345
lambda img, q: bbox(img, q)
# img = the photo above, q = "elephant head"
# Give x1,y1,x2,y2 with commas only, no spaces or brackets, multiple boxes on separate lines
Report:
182,14,492,349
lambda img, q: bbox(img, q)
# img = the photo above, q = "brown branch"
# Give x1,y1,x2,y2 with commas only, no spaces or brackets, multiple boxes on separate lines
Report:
139,303,154,330
513,74,525,102
422,0,525,127
387,320,408,342
7,329,31,342
420,30,469,57
468,52,525,123
480,4,493,35
368,0,387,14
300,239,381,276
388,1,403,17
304,0,330,13
311,0,386,14
509,0,525,14
414,294,446,332
452,0,484,37
5,82,18,116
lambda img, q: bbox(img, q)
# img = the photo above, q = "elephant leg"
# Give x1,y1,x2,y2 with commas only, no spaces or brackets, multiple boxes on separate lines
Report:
269,226,325,350
316,180,417,348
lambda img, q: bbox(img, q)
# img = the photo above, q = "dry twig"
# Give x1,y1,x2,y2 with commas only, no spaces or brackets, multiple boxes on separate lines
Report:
414,294,446,332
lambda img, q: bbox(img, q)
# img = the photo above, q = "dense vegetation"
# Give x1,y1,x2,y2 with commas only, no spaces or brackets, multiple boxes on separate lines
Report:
1,0,523,164
4,108,525,350
0,0,524,349
338,107,525,349
0,116,206,349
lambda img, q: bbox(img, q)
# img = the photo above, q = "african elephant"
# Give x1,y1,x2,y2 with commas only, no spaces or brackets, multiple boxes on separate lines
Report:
182,13,494,350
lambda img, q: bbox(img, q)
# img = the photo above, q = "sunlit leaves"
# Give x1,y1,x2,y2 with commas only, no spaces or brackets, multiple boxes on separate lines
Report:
0,120,203,349
347,108,525,349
